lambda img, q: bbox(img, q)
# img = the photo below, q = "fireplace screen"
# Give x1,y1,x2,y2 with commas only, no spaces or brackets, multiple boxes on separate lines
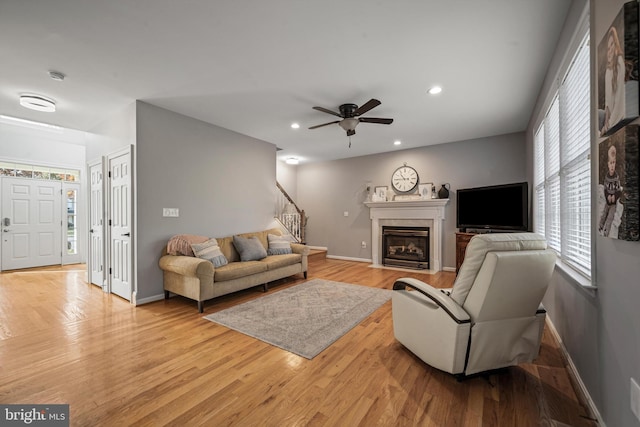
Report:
382,226,429,269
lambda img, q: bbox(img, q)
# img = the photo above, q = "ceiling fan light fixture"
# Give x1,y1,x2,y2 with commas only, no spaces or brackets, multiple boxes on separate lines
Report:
290,122,300,129
19,94,56,112
338,117,359,132
428,86,443,95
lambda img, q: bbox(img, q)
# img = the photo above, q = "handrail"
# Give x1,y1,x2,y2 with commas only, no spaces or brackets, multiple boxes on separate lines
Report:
276,181,303,216
275,181,307,243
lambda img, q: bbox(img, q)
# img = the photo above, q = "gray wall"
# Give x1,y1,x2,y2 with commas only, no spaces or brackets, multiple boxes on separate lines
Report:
528,1,640,426
135,102,277,300
297,132,527,268
85,102,136,161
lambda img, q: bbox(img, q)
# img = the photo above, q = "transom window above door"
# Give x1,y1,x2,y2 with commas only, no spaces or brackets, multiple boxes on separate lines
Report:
0,161,80,181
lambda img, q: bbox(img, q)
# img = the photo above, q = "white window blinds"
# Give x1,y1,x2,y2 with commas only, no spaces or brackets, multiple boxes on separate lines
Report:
534,32,591,278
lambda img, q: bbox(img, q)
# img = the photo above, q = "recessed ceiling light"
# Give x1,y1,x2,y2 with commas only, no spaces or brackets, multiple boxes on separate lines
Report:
286,157,299,165
291,123,300,129
428,86,442,95
394,140,402,146
19,94,56,112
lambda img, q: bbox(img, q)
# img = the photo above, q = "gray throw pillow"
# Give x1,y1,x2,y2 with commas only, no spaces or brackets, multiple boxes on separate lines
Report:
267,233,292,255
232,235,268,261
191,238,228,267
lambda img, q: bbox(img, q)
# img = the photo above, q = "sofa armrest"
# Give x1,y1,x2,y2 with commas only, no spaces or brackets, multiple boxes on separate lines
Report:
159,254,214,282
291,243,309,256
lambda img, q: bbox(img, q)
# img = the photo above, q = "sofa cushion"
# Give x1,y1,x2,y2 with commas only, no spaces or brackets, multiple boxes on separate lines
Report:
261,254,302,270
214,261,268,282
191,238,228,268
233,235,268,261
267,233,293,255
167,234,209,256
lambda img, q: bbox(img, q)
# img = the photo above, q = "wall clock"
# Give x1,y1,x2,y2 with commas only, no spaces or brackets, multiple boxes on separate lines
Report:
391,163,419,193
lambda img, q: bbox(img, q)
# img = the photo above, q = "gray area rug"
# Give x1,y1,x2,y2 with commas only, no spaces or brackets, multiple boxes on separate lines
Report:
203,279,392,359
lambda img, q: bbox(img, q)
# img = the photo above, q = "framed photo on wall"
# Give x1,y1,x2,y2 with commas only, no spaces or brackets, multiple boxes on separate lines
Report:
597,0,639,137
597,125,639,241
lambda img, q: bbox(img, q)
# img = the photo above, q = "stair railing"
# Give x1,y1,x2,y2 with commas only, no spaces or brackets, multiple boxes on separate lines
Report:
275,181,306,243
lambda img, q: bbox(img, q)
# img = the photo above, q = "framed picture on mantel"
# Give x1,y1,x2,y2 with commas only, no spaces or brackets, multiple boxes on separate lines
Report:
374,186,388,202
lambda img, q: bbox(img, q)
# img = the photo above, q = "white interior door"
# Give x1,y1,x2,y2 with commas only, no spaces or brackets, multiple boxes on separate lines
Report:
1,178,62,270
88,161,104,287
108,149,133,301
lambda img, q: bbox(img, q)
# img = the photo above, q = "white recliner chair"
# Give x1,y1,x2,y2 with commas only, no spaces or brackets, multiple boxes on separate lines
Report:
392,233,556,377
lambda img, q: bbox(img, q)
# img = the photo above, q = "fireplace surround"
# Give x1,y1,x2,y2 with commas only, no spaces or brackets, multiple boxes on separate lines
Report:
365,199,448,271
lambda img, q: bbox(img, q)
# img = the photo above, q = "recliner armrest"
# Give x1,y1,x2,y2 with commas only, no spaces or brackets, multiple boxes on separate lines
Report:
393,278,471,324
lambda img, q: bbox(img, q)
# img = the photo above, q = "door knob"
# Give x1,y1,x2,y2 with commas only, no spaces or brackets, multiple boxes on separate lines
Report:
121,232,130,237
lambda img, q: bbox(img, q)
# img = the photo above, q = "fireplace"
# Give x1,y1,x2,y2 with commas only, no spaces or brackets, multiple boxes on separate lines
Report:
382,226,429,269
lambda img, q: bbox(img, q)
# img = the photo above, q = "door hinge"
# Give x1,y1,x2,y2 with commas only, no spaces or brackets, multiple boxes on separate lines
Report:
109,267,112,275
108,219,112,226
108,171,111,178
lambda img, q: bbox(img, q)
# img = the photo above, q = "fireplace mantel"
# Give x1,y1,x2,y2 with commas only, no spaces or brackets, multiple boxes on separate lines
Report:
365,199,449,271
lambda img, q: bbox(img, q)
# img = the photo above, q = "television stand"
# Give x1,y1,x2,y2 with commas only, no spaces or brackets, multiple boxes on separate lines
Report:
455,232,476,274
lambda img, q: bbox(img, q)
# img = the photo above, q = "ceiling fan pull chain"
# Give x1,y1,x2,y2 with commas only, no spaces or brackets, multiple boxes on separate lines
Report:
348,135,351,148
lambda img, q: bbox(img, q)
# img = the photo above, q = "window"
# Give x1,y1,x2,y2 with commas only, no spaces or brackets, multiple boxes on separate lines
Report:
534,32,591,279
0,161,80,182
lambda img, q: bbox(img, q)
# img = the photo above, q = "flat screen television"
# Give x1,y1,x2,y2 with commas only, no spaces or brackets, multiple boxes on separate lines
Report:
456,182,528,232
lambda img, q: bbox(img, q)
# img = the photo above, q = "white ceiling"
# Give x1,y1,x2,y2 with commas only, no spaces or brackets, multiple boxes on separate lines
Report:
0,0,571,164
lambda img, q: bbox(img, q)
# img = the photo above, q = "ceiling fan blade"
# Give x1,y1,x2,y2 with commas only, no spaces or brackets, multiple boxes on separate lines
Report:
312,106,343,117
358,117,394,125
309,120,341,129
354,99,381,116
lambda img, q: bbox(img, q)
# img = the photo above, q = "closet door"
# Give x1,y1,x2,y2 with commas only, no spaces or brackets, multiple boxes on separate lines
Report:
1,178,62,270
88,160,105,287
108,148,133,301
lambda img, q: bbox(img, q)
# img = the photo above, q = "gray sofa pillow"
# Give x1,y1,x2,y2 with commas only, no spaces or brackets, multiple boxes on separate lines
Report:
232,235,268,261
191,238,228,267
267,233,293,255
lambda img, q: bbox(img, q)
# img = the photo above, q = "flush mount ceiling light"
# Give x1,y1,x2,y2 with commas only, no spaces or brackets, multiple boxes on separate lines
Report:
286,157,299,165
428,86,443,95
48,70,66,81
394,140,402,146
19,94,56,112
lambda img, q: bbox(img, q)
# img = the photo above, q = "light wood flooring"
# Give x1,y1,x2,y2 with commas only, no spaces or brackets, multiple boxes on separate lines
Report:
0,258,598,426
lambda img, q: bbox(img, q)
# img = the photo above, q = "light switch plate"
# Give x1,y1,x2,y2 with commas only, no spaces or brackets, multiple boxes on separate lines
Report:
162,208,179,217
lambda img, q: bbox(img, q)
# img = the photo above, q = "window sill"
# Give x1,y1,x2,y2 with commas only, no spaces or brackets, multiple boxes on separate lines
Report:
554,258,597,296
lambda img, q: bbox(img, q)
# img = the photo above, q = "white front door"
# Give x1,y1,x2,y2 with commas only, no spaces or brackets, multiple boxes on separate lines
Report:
108,149,133,301
1,178,62,270
88,161,104,287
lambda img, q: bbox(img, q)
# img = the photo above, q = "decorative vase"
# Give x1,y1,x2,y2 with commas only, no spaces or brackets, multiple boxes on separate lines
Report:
438,183,450,199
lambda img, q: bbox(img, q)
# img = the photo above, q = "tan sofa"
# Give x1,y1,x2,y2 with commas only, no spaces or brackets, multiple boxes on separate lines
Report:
159,228,309,312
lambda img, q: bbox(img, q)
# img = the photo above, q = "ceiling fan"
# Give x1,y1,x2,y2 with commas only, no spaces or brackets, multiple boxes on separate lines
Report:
308,99,394,140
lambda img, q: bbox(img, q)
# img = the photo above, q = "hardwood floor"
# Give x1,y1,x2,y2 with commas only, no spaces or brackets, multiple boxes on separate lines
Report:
0,259,597,426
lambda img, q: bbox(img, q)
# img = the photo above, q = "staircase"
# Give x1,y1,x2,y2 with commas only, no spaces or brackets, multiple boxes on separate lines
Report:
275,181,307,243
308,248,327,261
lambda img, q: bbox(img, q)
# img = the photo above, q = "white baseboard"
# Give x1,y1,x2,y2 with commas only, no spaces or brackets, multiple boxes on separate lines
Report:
442,266,456,272
545,318,605,427
135,293,165,306
307,245,328,251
